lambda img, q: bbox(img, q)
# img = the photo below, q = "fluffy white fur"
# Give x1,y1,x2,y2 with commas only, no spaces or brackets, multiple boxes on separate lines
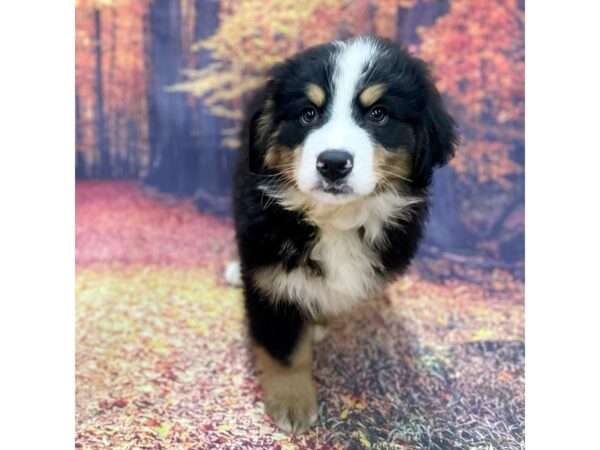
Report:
252,188,423,318
252,229,382,318
275,188,424,245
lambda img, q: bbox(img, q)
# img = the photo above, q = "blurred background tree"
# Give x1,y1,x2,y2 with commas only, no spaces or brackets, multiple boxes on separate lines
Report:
418,0,524,260
75,0,524,265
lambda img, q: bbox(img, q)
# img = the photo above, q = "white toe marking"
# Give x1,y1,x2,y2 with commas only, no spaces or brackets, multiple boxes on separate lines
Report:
312,324,329,343
224,261,242,287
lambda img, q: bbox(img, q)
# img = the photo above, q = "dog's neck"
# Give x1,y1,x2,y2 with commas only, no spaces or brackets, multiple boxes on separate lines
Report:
274,187,424,244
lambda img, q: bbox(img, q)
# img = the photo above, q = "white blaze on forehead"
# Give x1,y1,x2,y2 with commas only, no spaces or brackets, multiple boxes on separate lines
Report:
330,38,378,126
296,38,380,201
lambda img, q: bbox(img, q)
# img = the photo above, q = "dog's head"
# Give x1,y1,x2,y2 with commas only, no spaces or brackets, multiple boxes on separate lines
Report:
249,36,458,205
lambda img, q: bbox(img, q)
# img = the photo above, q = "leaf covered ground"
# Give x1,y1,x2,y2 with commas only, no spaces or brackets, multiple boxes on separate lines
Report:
76,181,524,450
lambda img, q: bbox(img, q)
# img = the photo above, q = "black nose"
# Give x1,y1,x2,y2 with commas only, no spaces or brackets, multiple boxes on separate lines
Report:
316,150,353,182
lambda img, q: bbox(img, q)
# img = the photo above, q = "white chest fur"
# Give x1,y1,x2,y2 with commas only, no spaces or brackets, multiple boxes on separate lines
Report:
252,190,422,318
252,227,383,318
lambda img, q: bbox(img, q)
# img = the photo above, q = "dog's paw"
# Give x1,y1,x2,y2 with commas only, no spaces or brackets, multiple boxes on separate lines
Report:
312,324,329,343
224,260,243,287
264,385,318,434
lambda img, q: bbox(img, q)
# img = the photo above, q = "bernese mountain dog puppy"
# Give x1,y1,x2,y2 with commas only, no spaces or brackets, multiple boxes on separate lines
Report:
226,36,458,433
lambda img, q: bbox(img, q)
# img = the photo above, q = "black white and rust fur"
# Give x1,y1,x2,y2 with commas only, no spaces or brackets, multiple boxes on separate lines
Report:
226,36,458,433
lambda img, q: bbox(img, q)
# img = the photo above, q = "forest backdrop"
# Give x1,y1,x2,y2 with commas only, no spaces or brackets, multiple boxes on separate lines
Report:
75,0,525,269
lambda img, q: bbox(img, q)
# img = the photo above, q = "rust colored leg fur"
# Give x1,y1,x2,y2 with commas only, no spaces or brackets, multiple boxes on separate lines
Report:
253,327,317,433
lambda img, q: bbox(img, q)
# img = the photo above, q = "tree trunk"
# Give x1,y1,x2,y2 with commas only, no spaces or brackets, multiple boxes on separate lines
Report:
192,0,231,215
93,8,110,178
145,0,193,195
397,0,449,46
426,167,474,250
127,119,138,177
395,0,476,252
75,93,87,179
108,5,118,175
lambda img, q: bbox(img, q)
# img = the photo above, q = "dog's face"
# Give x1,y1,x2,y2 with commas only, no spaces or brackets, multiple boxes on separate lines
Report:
250,37,457,204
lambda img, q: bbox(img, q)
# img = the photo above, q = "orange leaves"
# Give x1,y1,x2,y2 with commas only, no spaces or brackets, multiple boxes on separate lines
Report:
452,139,523,187
372,0,417,38
419,0,525,123
142,418,161,427
176,0,344,123
176,0,419,130
75,0,525,198
76,0,151,167
418,0,524,184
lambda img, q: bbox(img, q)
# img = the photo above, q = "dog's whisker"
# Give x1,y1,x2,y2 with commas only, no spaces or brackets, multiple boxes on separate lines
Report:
376,169,413,183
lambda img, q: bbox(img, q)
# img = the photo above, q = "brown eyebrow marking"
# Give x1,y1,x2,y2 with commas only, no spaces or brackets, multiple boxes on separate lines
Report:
359,83,387,107
305,83,326,107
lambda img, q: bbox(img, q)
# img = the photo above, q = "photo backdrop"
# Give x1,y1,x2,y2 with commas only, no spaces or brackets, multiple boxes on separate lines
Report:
76,0,524,268
75,2,525,448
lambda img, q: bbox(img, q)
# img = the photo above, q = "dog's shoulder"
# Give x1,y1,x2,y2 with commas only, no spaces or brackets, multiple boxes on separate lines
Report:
233,171,319,272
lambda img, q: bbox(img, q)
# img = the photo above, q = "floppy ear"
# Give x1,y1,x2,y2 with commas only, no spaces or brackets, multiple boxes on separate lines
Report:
247,79,278,175
412,82,459,187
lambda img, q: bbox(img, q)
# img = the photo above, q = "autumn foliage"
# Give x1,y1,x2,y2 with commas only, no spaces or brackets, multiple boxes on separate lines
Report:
75,0,525,259
170,0,418,147
76,182,524,449
76,0,153,176
418,0,524,185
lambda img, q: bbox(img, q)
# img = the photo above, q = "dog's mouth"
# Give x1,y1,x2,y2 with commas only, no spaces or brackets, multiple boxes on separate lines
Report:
313,181,353,196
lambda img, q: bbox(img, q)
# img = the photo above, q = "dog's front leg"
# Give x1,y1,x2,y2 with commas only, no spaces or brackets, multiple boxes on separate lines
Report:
254,331,317,434
246,294,317,434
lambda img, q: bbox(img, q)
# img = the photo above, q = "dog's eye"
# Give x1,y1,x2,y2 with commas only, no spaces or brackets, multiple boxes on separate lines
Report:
368,106,388,123
300,107,318,125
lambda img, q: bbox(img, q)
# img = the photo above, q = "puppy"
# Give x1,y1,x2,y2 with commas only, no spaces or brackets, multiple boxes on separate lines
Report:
229,36,458,433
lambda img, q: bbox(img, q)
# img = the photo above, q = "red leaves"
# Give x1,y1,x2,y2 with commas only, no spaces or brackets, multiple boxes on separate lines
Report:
99,397,128,409
418,0,525,185
76,181,236,268
76,181,524,449
113,398,128,408
143,418,161,427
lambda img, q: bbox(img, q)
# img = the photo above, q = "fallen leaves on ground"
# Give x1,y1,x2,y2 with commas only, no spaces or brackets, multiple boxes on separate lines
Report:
76,181,524,449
